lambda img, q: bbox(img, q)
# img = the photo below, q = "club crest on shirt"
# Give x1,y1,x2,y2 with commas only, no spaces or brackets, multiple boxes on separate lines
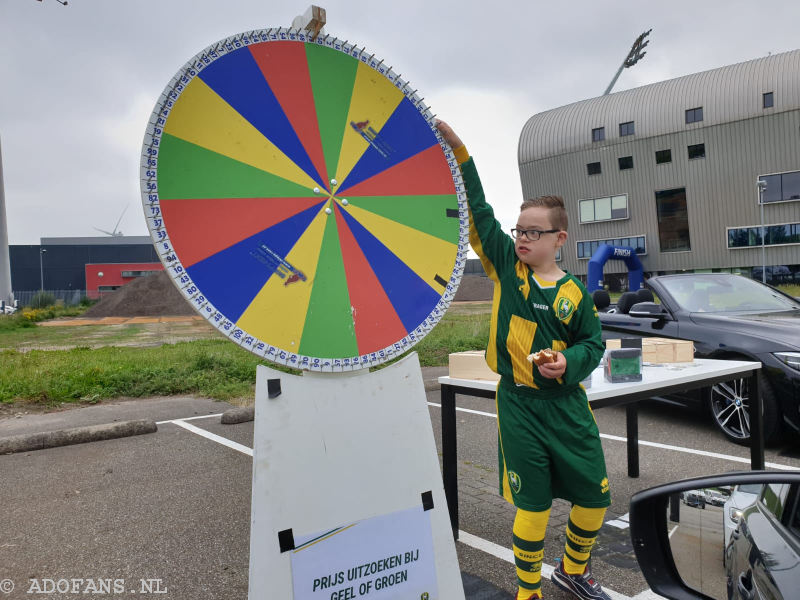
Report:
508,471,522,494
600,477,610,494
556,297,576,320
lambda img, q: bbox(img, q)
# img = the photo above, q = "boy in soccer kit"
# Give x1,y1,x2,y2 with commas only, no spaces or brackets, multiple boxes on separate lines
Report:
437,121,611,600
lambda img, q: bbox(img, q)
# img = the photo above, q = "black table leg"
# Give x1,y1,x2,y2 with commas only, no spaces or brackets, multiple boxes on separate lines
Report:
626,402,639,478
441,384,459,539
749,370,765,471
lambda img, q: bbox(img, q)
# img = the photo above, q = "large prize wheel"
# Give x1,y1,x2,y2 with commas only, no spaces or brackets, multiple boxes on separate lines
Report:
141,28,468,371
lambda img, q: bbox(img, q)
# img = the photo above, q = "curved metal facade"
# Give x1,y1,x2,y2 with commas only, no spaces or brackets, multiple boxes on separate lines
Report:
517,50,800,278
519,50,800,163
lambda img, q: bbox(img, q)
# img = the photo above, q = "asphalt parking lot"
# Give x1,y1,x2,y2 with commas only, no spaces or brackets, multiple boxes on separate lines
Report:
2,368,799,600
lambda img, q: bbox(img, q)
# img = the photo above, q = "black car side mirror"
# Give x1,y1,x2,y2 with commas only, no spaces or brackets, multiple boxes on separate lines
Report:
628,302,670,319
629,471,800,600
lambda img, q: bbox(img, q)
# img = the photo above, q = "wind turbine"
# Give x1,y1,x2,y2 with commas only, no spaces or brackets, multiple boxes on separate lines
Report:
94,206,128,237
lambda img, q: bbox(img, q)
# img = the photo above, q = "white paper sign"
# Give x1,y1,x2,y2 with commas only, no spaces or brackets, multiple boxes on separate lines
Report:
291,505,438,600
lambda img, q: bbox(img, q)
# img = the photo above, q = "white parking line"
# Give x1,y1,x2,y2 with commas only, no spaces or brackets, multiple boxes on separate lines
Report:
607,512,631,529
169,419,253,456
156,413,223,425
427,402,800,471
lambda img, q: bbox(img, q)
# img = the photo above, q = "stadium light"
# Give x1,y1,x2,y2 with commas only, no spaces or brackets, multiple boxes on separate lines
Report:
604,29,652,95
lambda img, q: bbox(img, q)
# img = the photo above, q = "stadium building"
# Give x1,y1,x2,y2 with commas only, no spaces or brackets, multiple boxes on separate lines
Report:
518,49,800,288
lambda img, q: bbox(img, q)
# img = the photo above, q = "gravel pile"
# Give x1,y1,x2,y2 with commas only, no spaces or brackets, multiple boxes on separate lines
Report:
83,271,195,318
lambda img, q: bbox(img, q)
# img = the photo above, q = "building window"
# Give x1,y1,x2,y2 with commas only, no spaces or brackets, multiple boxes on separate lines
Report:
655,187,691,252
576,235,647,259
685,107,703,124
121,270,159,278
619,121,635,136
758,170,800,203
688,143,706,159
555,248,562,262
587,162,601,176
728,222,800,248
655,149,672,164
579,194,628,223
618,156,634,170
763,92,774,108
592,127,605,142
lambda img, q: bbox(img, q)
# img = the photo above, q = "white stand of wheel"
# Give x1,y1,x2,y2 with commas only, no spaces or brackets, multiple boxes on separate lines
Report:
248,352,464,600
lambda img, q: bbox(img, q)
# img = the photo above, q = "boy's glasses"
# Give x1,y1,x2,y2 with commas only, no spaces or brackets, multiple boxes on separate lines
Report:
510,228,559,241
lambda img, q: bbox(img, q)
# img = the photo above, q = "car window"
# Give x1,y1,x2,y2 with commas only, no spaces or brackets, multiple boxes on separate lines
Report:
788,484,800,540
738,484,764,494
760,483,790,520
659,274,799,312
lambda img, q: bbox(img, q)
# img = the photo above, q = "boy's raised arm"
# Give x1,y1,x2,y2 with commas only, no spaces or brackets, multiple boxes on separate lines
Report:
435,120,515,277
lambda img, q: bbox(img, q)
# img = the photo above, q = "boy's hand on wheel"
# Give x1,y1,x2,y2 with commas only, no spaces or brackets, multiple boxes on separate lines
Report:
435,120,463,150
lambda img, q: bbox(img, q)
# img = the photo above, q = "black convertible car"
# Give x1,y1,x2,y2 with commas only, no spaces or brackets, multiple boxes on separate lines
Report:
595,273,800,444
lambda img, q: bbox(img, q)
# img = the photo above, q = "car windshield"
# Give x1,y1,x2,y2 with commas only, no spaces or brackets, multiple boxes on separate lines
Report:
659,274,800,313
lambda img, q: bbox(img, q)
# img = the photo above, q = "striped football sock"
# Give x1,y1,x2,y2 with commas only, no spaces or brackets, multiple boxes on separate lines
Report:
512,507,550,599
562,504,606,575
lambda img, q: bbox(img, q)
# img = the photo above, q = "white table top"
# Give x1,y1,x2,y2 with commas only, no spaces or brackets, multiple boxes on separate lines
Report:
438,358,761,402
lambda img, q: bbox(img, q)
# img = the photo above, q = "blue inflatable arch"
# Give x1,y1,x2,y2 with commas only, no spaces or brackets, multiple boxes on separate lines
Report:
586,244,643,293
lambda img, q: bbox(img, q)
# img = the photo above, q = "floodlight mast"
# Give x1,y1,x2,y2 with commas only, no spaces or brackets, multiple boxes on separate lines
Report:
604,29,652,95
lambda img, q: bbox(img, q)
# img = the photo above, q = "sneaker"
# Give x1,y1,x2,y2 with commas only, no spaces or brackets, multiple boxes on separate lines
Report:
551,560,610,600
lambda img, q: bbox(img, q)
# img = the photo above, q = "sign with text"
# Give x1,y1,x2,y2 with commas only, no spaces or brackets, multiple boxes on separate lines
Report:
291,506,437,599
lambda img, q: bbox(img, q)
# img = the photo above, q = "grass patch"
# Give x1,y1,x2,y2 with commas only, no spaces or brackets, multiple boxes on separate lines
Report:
778,283,800,298
413,305,490,366
0,305,494,403
0,304,91,333
0,319,223,352
0,340,295,404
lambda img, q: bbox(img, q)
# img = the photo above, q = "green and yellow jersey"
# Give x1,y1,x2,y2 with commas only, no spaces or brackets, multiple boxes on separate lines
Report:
458,155,603,393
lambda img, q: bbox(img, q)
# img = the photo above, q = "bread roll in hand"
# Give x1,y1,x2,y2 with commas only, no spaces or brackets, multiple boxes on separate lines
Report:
527,348,557,366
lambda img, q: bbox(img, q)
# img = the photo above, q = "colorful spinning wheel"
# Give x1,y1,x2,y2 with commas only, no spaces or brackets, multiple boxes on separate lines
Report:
140,28,468,371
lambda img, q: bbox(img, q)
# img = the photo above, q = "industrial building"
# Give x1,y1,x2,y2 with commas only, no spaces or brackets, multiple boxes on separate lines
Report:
9,236,160,304
518,49,800,286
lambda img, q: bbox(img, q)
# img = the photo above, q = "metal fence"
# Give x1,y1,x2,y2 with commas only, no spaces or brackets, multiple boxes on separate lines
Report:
12,290,88,307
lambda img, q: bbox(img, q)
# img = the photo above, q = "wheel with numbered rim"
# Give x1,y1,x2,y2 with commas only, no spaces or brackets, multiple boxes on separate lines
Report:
140,28,468,371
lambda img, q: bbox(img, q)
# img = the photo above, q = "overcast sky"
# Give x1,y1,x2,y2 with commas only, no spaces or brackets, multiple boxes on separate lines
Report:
1,0,798,246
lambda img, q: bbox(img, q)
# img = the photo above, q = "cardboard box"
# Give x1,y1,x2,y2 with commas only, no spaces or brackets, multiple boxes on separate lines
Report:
448,350,500,381
606,337,694,363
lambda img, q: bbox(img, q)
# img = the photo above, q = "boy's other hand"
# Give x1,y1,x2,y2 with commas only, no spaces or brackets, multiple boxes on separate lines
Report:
435,120,463,150
538,351,566,379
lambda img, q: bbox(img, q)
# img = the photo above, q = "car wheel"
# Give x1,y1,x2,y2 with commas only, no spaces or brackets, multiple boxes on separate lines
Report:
707,375,781,445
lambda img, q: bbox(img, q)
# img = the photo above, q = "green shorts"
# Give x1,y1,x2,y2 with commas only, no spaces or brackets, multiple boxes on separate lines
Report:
496,378,611,511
